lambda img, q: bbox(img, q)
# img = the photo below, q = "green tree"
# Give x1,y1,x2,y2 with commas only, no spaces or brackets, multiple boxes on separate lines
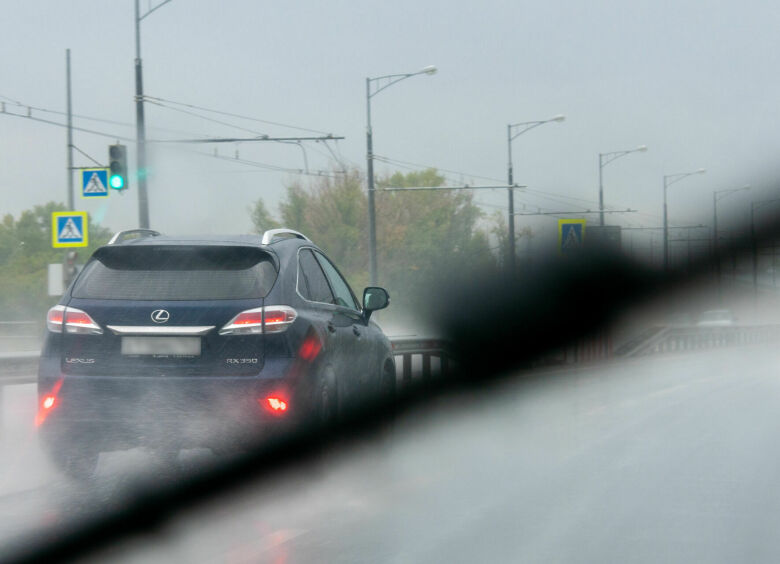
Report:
0,202,112,319
249,199,280,234
490,211,533,270
249,168,498,326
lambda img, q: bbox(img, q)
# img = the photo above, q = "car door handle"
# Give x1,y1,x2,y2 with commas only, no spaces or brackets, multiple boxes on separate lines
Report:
352,326,361,337
327,322,336,333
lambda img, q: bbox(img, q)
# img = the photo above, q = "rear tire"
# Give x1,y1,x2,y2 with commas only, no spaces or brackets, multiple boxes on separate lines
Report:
315,373,337,427
381,360,396,404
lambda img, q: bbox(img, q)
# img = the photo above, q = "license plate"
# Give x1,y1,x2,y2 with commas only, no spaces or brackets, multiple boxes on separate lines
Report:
121,337,201,357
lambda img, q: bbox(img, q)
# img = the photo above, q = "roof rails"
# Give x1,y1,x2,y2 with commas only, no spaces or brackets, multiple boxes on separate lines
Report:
108,229,161,245
261,228,310,245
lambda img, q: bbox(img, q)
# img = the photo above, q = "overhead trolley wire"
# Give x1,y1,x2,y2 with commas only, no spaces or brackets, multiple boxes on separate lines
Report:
143,98,271,137
0,93,209,138
0,109,135,142
141,95,334,136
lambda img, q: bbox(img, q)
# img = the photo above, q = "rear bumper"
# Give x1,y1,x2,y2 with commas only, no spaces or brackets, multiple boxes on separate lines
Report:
37,357,309,452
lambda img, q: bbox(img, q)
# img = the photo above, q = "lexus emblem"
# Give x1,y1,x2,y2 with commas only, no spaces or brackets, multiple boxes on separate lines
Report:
151,309,170,324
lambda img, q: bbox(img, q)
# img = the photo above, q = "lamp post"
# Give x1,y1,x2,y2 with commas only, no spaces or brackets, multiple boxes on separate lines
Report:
598,145,647,227
134,0,172,229
662,168,706,270
713,184,750,294
366,65,436,285
506,115,565,272
750,197,780,298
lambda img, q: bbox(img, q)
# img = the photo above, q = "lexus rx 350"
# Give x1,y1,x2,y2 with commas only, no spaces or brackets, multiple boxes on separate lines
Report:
37,228,394,479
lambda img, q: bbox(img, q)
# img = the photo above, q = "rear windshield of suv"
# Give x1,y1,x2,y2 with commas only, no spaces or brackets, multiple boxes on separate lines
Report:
72,245,277,300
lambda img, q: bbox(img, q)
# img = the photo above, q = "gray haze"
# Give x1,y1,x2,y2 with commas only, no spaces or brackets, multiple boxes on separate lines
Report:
2,0,779,249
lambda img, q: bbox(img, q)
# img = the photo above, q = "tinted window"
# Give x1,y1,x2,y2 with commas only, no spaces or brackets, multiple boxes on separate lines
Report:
72,246,277,300
315,252,359,310
298,249,334,304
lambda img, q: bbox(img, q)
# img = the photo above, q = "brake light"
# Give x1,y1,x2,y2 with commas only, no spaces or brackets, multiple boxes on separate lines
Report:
63,308,103,334
219,306,297,335
35,379,63,427
46,305,65,332
47,305,102,334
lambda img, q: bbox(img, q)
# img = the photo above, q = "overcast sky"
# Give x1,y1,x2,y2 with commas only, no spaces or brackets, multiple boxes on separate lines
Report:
2,0,779,255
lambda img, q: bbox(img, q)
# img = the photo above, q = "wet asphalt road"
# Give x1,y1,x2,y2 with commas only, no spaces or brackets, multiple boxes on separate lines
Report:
4,346,780,562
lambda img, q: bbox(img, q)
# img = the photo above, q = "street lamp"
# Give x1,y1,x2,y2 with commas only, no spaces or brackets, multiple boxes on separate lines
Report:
506,115,565,272
662,168,706,270
598,145,647,227
134,0,173,229
750,197,780,297
366,65,437,285
713,184,750,292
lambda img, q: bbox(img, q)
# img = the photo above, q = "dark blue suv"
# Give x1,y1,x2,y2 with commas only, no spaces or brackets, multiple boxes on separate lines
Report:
37,229,394,478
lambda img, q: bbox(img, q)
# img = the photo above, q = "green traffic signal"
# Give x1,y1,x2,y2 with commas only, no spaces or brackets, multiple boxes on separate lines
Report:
109,173,125,189
108,144,127,191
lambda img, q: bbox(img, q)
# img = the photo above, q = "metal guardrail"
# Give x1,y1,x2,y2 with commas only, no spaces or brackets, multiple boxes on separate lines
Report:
2,324,778,387
617,324,780,357
0,351,38,385
389,336,451,385
0,321,41,355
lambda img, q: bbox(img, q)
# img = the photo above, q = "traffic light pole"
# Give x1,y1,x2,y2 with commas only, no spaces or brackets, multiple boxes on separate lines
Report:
65,49,74,211
134,0,150,228
64,49,75,290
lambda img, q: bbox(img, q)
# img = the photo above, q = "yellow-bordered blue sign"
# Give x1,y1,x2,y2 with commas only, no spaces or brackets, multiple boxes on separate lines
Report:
558,219,586,255
81,168,109,198
52,211,88,248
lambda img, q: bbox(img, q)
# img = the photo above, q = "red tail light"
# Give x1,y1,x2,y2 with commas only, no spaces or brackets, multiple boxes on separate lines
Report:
261,396,289,414
219,306,297,335
46,305,65,332
46,305,102,335
35,379,63,427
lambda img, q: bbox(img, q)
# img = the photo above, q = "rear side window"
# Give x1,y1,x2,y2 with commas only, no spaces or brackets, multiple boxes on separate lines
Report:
314,251,359,310
72,246,277,300
298,249,334,304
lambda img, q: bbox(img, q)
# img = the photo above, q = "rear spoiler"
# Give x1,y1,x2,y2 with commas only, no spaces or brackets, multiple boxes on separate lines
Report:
107,229,161,245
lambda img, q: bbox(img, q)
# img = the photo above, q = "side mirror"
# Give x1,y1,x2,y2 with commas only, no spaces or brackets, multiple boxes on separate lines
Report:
363,287,389,320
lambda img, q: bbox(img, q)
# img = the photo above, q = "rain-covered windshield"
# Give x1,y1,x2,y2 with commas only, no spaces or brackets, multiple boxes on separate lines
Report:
4,2,780,562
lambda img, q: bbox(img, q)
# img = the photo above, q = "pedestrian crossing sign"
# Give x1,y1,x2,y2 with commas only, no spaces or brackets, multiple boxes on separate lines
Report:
558,219,586,255
52,211,88,248
81,168,109,198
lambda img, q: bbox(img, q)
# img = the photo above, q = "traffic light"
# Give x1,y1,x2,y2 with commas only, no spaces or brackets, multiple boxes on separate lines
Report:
108,144,127,190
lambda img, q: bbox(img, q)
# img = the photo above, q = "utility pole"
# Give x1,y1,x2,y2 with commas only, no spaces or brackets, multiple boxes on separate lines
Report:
749,198,780,300
713,185,750,299
65,49,74,211
133,0,173,228
134,0,150,228
713,191,720,293
687,228,692,273
598,145,647,228
598,155,604,227
365,77,377,285
506,115,565,272
662,169,705,271
507,125,515,272
365,66,437,285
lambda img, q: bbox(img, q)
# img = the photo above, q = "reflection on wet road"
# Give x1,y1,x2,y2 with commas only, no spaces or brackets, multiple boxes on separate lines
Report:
4,347,780,562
